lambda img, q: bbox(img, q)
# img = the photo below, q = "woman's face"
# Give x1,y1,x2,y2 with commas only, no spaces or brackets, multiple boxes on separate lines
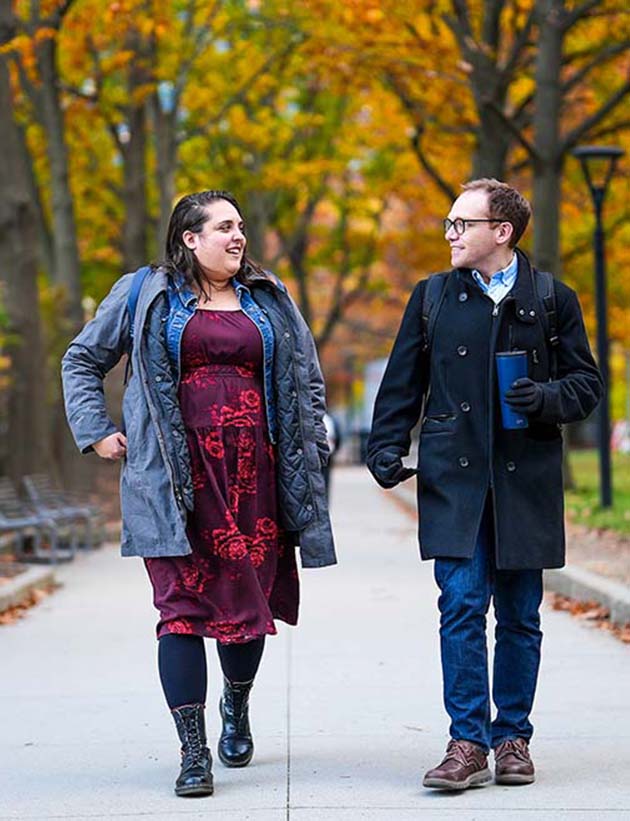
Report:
182,199,246,280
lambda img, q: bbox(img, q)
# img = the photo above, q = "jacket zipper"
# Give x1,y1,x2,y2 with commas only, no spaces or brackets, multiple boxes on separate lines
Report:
136,326,184,513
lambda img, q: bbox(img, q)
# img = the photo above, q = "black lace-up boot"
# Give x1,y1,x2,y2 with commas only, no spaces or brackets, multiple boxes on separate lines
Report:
171,703,214,796
218,677,254,767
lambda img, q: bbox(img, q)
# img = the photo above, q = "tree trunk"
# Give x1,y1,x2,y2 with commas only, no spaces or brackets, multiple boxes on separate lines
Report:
533,0,575,488
472,99,511,179
532,0,564,277
120,35,149,271
36,36,83,332
0,28,51,483
243,190,271,262
121,101,148,271
150,90,176,258
16,121,54,276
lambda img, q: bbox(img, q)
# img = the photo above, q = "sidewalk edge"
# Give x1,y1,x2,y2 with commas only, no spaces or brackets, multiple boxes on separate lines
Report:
0,567,56,614
544,566,630,626
389,483,630,627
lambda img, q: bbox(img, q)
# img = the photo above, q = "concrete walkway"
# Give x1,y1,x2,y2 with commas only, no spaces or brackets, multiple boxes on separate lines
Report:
1,466,629,820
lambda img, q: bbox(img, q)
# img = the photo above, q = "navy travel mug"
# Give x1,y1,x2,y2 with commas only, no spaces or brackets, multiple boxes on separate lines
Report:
496,351,529,430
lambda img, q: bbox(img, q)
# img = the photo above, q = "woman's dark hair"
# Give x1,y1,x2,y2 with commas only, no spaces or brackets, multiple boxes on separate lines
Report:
161,190,265,295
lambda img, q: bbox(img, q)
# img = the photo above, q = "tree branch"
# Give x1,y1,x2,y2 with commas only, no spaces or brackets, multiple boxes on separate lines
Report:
500,5,536,78
562,40,630,95
562,78,630,152
487,99,540,161
561,0,603,32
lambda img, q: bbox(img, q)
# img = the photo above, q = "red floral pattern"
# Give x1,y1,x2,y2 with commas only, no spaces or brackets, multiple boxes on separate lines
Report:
144,310,299,643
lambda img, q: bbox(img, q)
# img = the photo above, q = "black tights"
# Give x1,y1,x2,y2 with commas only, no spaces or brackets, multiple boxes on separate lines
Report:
158,633,265,710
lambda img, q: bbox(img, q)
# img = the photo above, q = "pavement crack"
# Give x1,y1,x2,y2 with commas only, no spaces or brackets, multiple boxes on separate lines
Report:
286,626,293,821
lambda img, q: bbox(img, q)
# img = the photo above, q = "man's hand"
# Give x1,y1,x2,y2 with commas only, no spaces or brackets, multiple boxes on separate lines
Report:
93,432,127,460
370,450,417,489
504,377,544,415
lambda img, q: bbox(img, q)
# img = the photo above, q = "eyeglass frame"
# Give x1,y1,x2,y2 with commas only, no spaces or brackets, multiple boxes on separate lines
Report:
443,217,507,236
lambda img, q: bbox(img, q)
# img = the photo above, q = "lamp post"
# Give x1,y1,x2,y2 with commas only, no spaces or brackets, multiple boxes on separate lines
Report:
571,145,625,508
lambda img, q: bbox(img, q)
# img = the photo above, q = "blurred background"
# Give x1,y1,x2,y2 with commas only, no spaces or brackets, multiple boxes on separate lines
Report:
1,0,629,534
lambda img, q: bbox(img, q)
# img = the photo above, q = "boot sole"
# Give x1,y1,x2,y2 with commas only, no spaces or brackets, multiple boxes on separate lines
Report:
175,782,214,797
423,767,492,791
495,772,535,785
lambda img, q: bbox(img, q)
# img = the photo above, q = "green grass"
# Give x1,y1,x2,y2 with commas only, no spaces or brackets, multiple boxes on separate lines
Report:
566,449,630,534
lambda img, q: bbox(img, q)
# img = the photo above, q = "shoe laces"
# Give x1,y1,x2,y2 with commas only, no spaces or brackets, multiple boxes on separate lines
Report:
495,738,530,763
444,739,482,767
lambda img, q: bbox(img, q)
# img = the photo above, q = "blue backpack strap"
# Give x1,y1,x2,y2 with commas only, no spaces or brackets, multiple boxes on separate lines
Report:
127,265,153,344
124,265,152,383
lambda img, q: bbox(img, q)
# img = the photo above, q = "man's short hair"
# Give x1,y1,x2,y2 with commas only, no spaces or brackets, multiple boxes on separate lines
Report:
462,178,531,247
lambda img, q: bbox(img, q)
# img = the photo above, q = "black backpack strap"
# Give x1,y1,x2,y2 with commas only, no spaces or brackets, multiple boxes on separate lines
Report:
535,269,559,380
421,272,449,353
124,265,152,384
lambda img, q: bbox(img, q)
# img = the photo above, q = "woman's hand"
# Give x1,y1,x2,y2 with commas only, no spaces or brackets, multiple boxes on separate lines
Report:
93,432,127,460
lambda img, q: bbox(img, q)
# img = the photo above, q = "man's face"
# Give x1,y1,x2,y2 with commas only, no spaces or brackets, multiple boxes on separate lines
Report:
444,190,508,270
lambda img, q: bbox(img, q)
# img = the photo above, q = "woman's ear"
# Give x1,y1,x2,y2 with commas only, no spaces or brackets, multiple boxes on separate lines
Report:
182,230,197,250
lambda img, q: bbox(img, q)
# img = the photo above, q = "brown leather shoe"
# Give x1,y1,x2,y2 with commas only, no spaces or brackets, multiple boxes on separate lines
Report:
423,739,492,790
494,737,535,785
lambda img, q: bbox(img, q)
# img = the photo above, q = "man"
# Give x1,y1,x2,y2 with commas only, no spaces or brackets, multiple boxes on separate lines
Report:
367,179,602,790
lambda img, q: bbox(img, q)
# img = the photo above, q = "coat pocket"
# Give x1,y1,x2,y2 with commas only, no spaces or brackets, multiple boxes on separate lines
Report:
421,413,456,434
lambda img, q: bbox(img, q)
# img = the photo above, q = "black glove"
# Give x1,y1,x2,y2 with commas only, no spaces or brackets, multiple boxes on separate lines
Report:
369,450,417,489
504,377,544,415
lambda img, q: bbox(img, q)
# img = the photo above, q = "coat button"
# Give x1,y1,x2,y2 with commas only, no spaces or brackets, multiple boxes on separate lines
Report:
284,332,290,339
291,390,297,397
529,309,536,317
306,504,313,511
458,456,469,468
507,461,516,472
155,375,162,382
297,448,303,455
457,345,468,356
460,401,471,412
458,292,468,302
518,308,525,316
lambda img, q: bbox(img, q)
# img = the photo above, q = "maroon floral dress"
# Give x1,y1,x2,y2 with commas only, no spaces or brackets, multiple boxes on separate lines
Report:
144,309,299,643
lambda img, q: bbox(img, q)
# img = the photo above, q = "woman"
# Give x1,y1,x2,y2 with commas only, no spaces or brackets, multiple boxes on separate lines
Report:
62,190,336,797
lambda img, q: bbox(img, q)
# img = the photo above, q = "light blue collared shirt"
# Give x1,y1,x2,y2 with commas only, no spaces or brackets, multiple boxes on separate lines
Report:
471,253,518,305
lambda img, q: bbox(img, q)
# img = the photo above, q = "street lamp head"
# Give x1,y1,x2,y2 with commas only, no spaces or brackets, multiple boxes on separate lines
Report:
571,145,625,200
571,145,625,160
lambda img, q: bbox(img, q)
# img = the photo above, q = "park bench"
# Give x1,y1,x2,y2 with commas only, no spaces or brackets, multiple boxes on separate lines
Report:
0,477,77,563
22,474,105,551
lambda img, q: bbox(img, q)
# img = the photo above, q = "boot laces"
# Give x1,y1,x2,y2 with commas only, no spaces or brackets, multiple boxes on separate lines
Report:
180,711,206,764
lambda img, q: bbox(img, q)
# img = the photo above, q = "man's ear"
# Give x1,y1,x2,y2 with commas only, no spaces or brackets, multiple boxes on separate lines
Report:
496,221,514,247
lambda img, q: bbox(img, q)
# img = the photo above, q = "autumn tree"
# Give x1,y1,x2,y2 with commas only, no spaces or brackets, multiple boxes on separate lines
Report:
0,0,51,481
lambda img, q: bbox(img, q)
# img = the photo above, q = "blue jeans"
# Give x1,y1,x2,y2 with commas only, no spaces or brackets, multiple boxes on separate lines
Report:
433,498,543,752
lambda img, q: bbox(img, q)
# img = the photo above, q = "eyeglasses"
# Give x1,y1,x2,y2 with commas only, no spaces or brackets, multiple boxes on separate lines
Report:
443,218,502,236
